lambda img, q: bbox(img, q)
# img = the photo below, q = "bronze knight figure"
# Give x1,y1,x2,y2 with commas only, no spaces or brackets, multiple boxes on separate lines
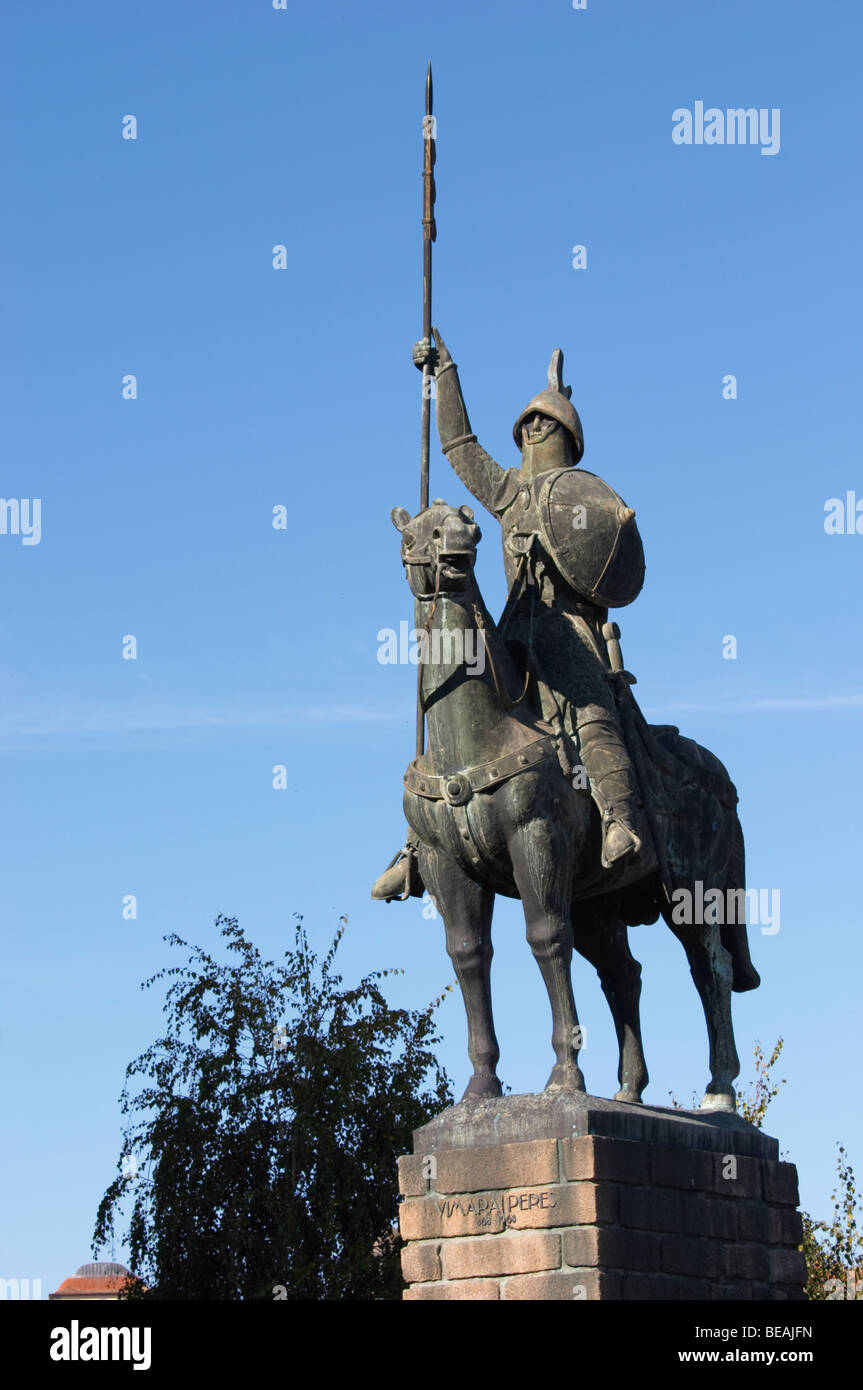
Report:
374,328,760,1106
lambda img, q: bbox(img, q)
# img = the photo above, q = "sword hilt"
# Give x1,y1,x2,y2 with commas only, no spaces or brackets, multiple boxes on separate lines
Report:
602,621,637,685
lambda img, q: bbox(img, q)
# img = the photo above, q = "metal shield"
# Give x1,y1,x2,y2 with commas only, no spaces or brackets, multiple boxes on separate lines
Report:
537,468,645,608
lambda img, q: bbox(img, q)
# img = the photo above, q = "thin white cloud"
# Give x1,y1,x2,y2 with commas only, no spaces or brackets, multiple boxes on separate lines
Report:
3,688,858,749
0,701,401,744
644,694,863,715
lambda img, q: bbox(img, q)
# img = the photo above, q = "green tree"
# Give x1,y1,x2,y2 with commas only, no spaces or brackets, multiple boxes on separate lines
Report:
93,913,453,1300
800,1146,861,1301
733,1037,861,1300
735,1037,786,1128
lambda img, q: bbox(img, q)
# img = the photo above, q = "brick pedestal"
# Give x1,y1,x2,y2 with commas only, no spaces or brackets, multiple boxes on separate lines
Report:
398,1094,806,1300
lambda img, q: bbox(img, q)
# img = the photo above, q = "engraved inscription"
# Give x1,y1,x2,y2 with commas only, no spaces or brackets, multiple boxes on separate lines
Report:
437,1190,557,1229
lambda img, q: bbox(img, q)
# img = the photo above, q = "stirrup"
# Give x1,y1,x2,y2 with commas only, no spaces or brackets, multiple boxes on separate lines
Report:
370,845,422,903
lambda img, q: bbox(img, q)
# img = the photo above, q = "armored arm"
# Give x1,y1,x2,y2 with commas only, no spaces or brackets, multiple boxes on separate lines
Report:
429,332,513,516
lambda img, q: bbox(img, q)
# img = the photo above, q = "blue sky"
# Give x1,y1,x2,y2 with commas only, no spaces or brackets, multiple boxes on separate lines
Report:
1,0,861,1295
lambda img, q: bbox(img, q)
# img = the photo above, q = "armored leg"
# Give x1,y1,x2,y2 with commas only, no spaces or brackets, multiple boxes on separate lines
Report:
576,708,646,868
531,609,647,869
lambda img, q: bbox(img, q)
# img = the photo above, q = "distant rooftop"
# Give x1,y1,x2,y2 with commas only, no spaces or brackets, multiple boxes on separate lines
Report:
75,1262,129,1279
49,1261,133,1300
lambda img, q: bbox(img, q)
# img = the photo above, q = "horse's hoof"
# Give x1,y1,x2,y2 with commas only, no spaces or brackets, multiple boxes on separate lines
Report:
614,1088,643,1104
544,1063,586,1093
699,1087,736,1113
461,1072,502,1101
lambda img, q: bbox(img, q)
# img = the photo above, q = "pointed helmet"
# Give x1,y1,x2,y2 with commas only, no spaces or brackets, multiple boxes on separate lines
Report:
512,348,584,463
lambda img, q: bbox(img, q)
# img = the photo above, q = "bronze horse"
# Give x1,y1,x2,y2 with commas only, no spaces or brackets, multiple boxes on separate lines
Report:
391,499,758,1111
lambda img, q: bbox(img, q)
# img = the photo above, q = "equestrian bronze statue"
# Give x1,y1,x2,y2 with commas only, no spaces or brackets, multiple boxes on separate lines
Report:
373,333,760,1112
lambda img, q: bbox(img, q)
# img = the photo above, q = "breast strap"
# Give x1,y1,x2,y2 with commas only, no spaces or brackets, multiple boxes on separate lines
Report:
404,731,558,806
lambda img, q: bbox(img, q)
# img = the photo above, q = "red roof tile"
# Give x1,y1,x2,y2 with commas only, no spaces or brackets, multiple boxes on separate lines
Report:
50,1276,128,1297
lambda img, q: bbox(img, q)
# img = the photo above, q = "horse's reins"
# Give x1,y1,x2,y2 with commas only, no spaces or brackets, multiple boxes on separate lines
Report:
405,541,575,796
409,545,532,715
472,601,531,711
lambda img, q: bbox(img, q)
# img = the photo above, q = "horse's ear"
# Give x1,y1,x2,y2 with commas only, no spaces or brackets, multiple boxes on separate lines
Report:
391,506,411,531
458,504,474,522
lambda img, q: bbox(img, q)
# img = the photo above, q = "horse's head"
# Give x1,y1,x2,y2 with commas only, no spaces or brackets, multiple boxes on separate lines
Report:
391,499,482,600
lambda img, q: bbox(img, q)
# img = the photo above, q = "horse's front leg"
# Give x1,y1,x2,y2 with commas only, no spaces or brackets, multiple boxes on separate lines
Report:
509,820,585,1093
420,845,501,1100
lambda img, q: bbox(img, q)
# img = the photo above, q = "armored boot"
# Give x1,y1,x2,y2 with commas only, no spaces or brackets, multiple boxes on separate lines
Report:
370,837,424,902
576,713,646,869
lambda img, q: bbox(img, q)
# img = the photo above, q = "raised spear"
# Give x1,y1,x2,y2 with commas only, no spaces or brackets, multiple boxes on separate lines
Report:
420,60,436,511
417,62,436,759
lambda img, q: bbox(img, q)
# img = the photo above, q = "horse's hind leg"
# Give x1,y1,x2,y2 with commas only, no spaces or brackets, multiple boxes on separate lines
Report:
420,846,501,1100
667,916,739,1111
574,915,648,1103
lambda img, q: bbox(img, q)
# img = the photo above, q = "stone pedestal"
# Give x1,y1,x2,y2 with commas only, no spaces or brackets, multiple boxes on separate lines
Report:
398,1094,807,1300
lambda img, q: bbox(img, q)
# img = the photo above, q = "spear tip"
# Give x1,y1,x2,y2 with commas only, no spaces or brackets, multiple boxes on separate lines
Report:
426,61,433,115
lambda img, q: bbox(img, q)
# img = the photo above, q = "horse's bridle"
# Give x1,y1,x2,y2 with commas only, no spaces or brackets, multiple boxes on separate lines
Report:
405,542,532,715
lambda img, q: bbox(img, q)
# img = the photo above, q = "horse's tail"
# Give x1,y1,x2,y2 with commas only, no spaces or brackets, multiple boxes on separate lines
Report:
721,815,760,993
651,728,760,993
